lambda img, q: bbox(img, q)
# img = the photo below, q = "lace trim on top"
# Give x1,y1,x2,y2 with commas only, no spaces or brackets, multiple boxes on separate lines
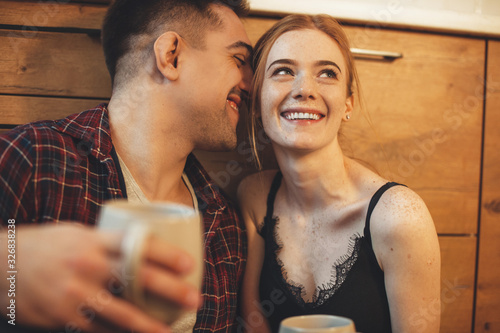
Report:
264,215,362,309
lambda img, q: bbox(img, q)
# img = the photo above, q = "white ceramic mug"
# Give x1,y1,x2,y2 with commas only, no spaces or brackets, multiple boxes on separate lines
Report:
278,314,356,333
97,200,203,324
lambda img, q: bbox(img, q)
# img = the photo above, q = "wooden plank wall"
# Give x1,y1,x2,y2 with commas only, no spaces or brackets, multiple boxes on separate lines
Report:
0,0,110,131
0,1,499,332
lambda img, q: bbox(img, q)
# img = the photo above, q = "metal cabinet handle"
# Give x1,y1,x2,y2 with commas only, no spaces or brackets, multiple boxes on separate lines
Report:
350,48,403,60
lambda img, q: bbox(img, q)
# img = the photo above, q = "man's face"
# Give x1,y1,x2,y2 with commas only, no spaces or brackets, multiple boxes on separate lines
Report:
180,4,253,151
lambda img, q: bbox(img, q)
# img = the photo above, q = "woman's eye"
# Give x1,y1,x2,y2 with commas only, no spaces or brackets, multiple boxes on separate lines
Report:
272,67,294,76
319,70,338,79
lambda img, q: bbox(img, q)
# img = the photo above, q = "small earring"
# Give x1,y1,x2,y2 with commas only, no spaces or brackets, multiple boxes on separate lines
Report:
346,114,351,120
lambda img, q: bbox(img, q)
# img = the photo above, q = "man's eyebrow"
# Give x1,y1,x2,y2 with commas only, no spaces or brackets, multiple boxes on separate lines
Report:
267,59,296,71
227,41,253,56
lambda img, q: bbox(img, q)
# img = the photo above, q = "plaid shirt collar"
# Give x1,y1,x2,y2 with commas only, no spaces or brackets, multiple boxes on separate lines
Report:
185,156,227,214
51,103,113,162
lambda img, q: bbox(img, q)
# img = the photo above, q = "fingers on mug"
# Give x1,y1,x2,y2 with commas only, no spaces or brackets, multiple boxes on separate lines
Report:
120,223,151,306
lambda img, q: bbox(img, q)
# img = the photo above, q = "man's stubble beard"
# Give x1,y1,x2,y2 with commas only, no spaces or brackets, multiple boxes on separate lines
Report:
193,106,238,152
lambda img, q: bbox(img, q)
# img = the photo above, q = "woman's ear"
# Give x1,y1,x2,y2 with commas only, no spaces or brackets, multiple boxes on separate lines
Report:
153,31,181,81
344,94,354,120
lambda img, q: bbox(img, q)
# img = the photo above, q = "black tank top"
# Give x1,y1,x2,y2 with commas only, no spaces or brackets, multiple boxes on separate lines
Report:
258,172,401,333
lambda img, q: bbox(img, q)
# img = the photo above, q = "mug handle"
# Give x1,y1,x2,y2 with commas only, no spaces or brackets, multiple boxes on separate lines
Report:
120,223,151,306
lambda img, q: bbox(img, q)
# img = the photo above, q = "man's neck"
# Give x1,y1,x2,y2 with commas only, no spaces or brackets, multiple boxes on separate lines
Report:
107,96,194,205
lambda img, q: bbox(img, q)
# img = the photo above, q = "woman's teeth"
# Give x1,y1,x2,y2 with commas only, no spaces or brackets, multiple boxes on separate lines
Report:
284,112,321,120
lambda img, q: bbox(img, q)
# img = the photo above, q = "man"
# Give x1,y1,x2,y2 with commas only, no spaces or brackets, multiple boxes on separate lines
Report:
0,0,253,332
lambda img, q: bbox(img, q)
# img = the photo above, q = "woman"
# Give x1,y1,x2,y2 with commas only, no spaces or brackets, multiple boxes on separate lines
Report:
237,14,441,333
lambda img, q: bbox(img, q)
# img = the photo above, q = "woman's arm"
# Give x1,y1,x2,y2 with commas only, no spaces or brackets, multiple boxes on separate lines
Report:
237,174,272,333
371,186,441,333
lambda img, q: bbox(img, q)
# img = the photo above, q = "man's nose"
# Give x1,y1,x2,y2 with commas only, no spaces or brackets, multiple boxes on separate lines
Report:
238,63,253,94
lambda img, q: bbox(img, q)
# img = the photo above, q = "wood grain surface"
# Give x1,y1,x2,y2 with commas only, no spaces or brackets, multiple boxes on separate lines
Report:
440,236,477,333
0,0,106,30
0,95,107,125
0,29,111,98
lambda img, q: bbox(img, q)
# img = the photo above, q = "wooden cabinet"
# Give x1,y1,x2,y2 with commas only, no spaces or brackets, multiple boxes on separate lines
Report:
342,26,484,236
440,237,476,332
339,27,483,332
0,2,498,332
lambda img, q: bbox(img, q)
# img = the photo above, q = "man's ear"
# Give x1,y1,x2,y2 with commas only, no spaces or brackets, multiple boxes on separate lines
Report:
153,31,182,81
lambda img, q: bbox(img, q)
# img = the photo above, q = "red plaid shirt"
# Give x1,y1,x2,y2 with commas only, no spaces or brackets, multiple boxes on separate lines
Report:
0,104,247,332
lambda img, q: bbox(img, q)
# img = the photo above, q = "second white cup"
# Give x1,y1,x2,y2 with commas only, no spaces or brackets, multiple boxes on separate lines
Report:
279,314,356,333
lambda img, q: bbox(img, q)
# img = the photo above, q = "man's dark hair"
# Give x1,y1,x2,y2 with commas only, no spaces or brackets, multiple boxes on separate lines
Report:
102,0,249,87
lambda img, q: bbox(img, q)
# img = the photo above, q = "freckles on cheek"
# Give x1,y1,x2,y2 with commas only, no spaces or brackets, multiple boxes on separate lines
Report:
261,85,283,110
260,81,271,101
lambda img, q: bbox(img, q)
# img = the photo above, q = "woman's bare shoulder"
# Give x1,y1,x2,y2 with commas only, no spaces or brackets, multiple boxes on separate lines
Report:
370,184,435,240
368,184,438,272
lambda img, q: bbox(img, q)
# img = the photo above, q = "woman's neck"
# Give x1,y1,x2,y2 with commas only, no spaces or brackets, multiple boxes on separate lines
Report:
273,141,356,211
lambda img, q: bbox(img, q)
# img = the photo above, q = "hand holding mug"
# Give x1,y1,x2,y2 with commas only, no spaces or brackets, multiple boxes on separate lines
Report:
98,201,204,325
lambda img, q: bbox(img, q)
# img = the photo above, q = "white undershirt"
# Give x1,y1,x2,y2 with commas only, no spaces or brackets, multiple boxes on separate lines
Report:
116,153,198,332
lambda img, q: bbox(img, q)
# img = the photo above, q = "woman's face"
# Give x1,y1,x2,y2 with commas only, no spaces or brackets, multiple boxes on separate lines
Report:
260,28,353,152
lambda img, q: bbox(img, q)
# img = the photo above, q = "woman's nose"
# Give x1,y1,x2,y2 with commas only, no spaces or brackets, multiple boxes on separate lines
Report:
292,74,316,100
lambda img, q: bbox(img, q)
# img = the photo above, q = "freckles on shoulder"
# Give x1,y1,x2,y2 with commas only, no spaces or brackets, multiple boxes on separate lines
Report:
373,186,435,243
387,187,432,224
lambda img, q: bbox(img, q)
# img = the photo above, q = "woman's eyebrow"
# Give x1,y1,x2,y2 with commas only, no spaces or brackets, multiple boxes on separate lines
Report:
267,59,342,74
267,59,296,71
